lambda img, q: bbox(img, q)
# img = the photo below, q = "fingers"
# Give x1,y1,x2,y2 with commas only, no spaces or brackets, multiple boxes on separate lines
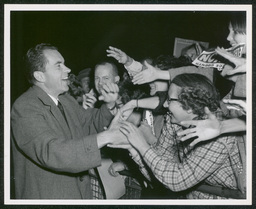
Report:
108,46,123,53
177,126,196,137
82,95,96,109
179,131,198,142
132,73,143,82
119,120,136,136
216,47,245,67
180,120,197,128
84,93,97,102
119,126,130,137
215,47,233,59
101,83,119,93
108,162,126,177
99,83,119,101
108,165,119,177
132,73,145,85
220,64,233,77
223,99,245,106
226,65,246,75
222,99,246,113
188,138,201,148
106,46,127,64
106,52,119,60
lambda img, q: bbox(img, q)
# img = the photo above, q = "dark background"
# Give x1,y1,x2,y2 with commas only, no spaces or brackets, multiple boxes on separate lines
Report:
10,10,238,104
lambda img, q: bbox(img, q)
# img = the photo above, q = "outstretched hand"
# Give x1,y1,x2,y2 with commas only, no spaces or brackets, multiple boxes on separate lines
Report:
177,107,221,147
223,99,246,114
119,120,150,155
82,91,97,109
132,61,159,84
106,46,131,65
100,109,129,146
118,100,136,121
215,46,246,76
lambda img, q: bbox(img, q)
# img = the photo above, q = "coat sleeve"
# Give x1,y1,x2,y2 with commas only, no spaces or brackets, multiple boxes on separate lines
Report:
11,97,102,174
65,94,114,133
142,137,234,192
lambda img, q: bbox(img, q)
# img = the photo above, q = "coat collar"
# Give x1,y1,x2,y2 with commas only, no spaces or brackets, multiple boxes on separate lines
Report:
32,85,57,107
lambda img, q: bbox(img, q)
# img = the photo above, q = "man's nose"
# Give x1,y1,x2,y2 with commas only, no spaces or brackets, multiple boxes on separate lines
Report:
227,32,232,42
98,79,104,85
64,66,71,73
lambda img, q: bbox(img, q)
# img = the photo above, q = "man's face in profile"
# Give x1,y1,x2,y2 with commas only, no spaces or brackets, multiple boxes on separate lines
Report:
41,49,71,97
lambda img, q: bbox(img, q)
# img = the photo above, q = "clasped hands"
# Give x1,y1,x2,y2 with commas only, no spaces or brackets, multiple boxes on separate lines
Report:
106,102,153,155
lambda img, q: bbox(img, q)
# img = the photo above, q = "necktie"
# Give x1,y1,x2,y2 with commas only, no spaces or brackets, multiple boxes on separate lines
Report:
57,101,68,124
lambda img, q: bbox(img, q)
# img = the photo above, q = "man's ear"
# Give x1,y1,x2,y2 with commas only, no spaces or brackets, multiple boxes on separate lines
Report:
33,71,45,83
114,75,120,84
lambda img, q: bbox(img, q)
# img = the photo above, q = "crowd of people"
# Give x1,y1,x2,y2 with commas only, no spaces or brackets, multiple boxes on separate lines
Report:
11,13,247,200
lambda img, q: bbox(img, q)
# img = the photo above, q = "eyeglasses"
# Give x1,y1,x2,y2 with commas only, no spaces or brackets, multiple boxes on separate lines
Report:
166,97,179,105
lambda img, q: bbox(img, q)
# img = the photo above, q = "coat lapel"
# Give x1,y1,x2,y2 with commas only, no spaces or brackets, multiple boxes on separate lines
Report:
32,86,72,139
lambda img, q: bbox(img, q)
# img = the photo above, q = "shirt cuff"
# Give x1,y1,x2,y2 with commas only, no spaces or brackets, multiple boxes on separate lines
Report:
124,59,143,76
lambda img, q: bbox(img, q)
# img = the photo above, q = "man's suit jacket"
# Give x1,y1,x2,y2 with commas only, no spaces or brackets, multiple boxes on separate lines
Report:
11,85,113,199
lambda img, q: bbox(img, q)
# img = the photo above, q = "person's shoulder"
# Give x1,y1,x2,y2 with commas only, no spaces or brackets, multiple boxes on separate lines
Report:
60,92,79,104
11,86,44,117
59,93,84,113
12,87,36,107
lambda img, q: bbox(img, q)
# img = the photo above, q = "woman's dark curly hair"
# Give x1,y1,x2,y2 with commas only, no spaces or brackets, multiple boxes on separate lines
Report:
171,73,220,117
153,54,192,71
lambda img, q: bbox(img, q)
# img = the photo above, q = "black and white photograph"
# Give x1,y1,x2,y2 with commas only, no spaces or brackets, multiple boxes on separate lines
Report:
3,3,253,207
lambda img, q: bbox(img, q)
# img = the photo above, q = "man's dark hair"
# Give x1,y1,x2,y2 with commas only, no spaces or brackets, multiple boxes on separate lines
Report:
94,61,119,77
230,12,246,35
25,43,57,84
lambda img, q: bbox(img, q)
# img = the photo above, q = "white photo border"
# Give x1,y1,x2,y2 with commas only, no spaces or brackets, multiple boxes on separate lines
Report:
4,4,253,206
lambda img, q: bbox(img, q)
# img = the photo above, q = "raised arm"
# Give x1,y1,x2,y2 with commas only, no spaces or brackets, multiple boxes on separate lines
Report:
177,107,246,147
119,120,232,192
106,46,144,78
132,61,170,84
132,64,214,85
106,46,133,66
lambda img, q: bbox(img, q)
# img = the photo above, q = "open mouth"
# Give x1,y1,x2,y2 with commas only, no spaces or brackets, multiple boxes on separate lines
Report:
63,77,70,85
